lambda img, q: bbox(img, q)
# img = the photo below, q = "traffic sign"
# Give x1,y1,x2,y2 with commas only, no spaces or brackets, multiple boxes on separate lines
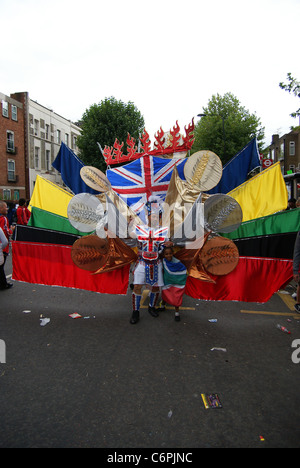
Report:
262,158,273,169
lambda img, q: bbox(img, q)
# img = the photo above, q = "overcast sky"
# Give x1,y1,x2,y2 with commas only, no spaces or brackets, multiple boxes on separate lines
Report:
1,0,299,150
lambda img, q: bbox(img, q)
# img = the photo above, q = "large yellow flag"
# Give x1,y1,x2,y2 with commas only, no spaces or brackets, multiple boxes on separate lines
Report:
29,175,72,218
228,162,288,222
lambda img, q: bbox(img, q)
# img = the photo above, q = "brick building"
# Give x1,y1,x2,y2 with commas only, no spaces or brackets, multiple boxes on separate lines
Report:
0,91,82,203
267,128,300,174
266,128,300,200
0,93,27,202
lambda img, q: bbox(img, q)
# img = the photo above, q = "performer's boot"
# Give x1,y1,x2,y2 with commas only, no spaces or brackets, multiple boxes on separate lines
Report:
175,311,181,322
130,310,140,324
157,300,166,312
148,291,159,318
130,292,141,324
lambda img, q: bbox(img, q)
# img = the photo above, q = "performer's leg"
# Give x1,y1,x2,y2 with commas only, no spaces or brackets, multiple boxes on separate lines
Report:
295,283,300,313
130,284,142,324
0,264,7,289
0,254,11,290
149,290,159,308
148,286,159,317
174,306,181,322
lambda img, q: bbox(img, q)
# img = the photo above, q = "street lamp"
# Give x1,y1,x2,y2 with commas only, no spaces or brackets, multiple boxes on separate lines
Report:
197,113,226,159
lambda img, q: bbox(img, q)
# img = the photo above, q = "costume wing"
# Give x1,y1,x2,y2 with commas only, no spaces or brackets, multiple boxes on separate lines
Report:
172,195,205,248
71,234,137,274
105,193,130,239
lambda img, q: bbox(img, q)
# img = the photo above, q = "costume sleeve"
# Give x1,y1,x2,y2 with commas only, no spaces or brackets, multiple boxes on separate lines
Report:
0,228,8,250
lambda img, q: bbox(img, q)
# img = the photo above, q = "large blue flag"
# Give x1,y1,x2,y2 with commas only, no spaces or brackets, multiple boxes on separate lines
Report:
208,138,261,194
52,143,98,195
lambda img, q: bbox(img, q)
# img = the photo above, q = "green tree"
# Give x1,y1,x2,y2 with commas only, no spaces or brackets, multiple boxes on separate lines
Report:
279,73,300,119
77,97,145,171
192,93,265,164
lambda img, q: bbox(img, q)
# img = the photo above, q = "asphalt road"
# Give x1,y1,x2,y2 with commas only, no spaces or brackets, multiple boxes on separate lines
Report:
0,254,299,449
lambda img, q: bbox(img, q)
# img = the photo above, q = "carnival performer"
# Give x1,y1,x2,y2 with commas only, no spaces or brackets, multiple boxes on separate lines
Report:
0,201,14,290
130,196,170,325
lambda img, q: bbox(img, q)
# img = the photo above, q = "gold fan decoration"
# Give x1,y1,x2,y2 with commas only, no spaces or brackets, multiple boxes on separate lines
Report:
80,166,111,193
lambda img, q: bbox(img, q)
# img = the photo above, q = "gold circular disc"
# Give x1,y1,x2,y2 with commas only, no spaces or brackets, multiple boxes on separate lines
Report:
80,166,111,192
200,236,239,276
204,194,243,233
71,235,109,271
184,151,222,192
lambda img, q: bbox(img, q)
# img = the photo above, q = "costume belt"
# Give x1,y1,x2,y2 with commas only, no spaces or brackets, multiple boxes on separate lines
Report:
137,256,160,266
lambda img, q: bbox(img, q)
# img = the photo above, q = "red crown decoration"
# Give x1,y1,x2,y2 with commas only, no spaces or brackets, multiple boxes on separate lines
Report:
103,119,195,166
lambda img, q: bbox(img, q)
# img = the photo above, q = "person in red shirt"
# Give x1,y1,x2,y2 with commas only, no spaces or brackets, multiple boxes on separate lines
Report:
16,198,30,225
0,201,14,290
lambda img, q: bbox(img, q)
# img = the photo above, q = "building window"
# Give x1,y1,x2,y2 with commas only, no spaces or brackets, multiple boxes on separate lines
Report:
11,105,17,121
35,147,40,169
3,189,11,200
289,165,295,173
7,131,15,152
56,130,61,144
289,141,296,156
65,133,69,146
72,135,77,150
14,190,20,201
46,150,51,171
34,119,39,136
45,124,49,140
8,160,16,182
2,100,9,118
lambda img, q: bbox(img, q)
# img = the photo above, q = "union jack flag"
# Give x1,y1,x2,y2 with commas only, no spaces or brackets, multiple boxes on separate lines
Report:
106,155,187,208
135,224,169,261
